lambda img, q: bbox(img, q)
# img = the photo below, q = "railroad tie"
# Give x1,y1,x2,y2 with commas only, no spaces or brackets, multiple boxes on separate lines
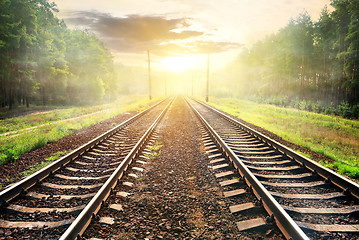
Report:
204,141,215,147
142,150,152,156
116,191,129,197
109,204,123,212
282,205,359,214
122,181,134,187
208,153,223,159
241,159,291,165
206,148,220,154
215,171,235,179
260,180,326,188
254,173,312,179
229,202,256,214
132,166,145,172
209,158,226,164
0,219,74,229
136,160,148,165
236,218,267,232
223,189,246,198
219,179,240,187
99,217,115,225
246,165,301,171
139,155,150,161
128,173,139,178
268,191,345,200
7,204,85,214
212,163,230,170
54,173,110,180
42,182,103,189
65,166,117,173
296,221,359,233
204,144,217,150
27,191,96,200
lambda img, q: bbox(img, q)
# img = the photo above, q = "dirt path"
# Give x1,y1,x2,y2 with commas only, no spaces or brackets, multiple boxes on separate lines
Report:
1,109,106,138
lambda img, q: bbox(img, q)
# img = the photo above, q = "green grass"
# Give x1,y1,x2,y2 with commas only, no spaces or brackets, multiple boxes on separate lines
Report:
0,95,162,166
0,176,18,190
0,95,161,135
20,150,71,179
204,97,359,180
0,151,71,190
149,141,163,151
145,141,163,159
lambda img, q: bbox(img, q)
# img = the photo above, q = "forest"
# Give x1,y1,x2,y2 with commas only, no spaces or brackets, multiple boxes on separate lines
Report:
214,0,359,118
1,0,359,119
0,0,117,110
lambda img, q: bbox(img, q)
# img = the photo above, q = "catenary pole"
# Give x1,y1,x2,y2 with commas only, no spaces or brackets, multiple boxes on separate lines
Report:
206,53,209,102
147,50,152,100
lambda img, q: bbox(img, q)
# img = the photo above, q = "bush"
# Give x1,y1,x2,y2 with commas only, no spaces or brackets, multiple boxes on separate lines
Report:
0,149,19,165
311,102,323,113
350,104,359,119
244,95,358,119
336,102,350,118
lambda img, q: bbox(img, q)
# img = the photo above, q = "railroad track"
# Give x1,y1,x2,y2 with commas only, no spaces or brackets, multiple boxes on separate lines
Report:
186,97,359,240
0,97,174,240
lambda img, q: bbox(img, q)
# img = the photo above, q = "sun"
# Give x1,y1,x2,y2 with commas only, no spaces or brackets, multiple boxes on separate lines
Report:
161,55,197,73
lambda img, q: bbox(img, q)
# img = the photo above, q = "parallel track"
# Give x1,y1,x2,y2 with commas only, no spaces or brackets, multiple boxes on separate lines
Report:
187,97,359,239
0,97,173,240
1,96,358,239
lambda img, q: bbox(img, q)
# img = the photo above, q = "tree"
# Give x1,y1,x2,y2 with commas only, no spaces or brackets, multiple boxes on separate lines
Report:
343,0,359,105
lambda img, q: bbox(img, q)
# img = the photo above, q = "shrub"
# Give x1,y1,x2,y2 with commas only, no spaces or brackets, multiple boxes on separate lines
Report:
350,104,359,119
0,149,19,165
337,102,351,118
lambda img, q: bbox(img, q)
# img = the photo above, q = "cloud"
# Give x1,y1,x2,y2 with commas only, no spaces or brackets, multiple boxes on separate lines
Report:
66,12,199,48
65,11,241,55
151,41,243,56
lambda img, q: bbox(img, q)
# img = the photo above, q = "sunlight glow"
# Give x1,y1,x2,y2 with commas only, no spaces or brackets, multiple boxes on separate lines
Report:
161,55,197,72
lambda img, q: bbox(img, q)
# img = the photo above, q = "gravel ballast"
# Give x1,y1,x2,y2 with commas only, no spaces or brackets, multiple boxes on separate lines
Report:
83,97,282,239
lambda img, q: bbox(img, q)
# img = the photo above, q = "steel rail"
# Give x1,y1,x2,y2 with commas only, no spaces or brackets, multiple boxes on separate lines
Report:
185,97,308,240
193,98,359,200
60,97,175,240
0,98,168,207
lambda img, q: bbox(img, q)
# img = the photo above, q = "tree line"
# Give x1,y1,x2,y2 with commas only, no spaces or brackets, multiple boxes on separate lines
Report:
0,0,117,110
215,0,359,118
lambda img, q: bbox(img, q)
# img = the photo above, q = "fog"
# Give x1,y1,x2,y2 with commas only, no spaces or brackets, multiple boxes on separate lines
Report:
1,0,358,118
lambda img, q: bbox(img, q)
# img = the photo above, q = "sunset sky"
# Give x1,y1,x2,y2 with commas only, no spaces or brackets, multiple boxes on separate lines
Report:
56,0,331,72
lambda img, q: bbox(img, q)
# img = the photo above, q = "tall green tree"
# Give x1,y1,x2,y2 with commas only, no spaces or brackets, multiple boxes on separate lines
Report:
0,0,119,109
343,0,359,105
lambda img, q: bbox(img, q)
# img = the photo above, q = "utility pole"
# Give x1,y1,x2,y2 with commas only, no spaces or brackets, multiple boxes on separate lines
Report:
206,53,209,102
147,50,152,100
192,71,194,96
164,72,167,96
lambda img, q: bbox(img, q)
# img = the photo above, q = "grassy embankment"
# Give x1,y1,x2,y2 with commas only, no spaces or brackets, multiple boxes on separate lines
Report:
205,97,359,180
0,95,162,166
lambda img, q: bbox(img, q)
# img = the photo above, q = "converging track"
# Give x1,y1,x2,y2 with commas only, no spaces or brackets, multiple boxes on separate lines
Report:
187,97,359,239
0,97,174,239
1,96,358,240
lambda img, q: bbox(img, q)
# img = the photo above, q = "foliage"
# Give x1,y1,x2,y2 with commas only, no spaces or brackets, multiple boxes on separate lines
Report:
0,0,117,110
249,95,359,119
213,0,359,119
